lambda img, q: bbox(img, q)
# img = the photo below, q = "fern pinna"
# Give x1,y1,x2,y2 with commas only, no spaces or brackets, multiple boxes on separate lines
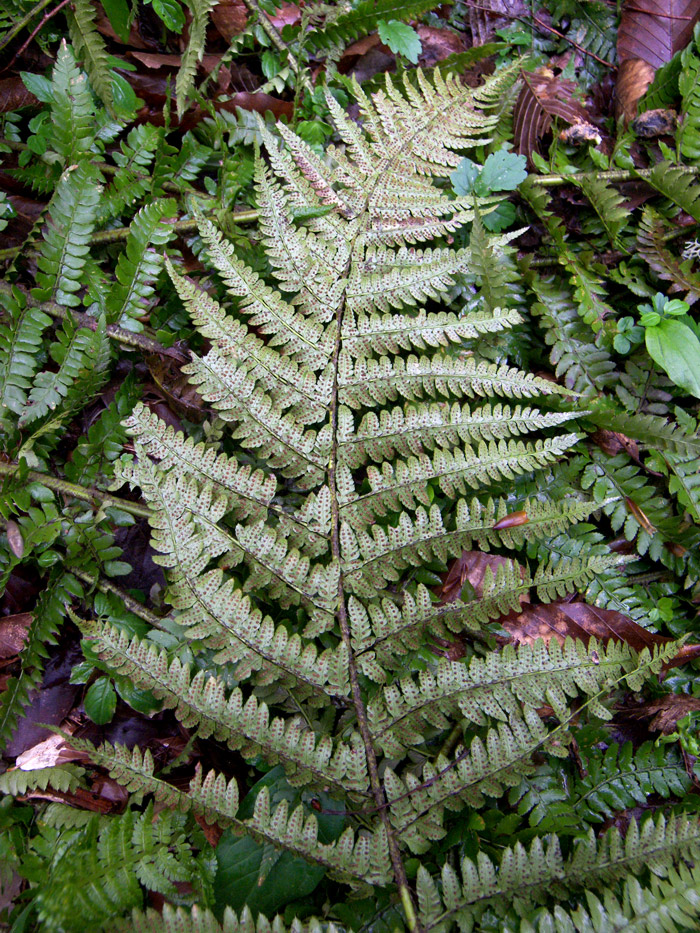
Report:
69,69,694,931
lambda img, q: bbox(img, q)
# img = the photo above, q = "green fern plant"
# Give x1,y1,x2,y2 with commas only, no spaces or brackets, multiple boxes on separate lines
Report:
23,65,689,932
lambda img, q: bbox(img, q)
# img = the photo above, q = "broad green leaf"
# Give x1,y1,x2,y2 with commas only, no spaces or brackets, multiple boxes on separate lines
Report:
645,318,700,399
478,149,528,193
151,0,185,32
84,676,117,724
101,0,130,41
20,72,54,103
377,19,422,64
214,767,344,916
451,157,481,195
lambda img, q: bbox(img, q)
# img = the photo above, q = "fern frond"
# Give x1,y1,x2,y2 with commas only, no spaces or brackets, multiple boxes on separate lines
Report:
176,0,217,117
533,552,633,601
574,740,691,822
521,863,700,933
19,315,109,427
198,216,334,370
122,402,276,520
71,737,386,886
32,162,102,308
340,435,581,525
663,451,700,522
679,33,700,161
577,175,629,248
65,0,113,111
341,306,521,358
99,125,161,222
338,402,579,468
338,353,571,410
637,207,700,303
48,41,95,164
349,569,529,679
468,210,522,313
76,622,356,785
115,904,341,933
342,496,603,597
0,764,85,796
415,812,700,931
385,708,554,852
369,637,637,757
586,406,700,457
0,286,52,423
305,0,438,54
530,274,616,395
166,261,332,421
647,162,700,221
105,200,177,327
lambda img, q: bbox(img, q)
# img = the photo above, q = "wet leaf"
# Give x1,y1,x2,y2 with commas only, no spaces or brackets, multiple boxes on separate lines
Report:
440,550,527,604
500,600,700,668
629,694,700,734
616,0,700,120
0,613,32,659
513,69,591,165
84,677,117,725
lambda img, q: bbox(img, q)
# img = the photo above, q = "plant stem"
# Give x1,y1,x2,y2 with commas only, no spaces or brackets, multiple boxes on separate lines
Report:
73,568,167,629
0,209,259,262
535,165,700,187
0,139,188,195
0,281,180,357
0,0,55,53
0,461,152,520
240,0,300,74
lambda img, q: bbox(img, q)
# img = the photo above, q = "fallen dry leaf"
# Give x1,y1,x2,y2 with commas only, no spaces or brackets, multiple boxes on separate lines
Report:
513,69,592,165
439,550,528,604
0,612,32,659
211,0,248,40
16,731,88,770
416,25,466,67
0,77,39,113
616,0,700,121
590,429,641,463
500,599,700,669
625,694,700,734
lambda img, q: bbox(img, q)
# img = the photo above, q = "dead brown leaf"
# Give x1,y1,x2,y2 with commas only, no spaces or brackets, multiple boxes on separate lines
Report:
623,694,700,733
269,2,301,29
501,599,700,669
590,429,641,463
416,25,466,67
439,550,528,604
616,0,700,121
0,612,33,659
513,69,592,166
0,77,39,113
211,0,248,40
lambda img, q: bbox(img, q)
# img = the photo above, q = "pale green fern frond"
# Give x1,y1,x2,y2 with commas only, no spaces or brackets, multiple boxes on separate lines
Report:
415,813,700,931
520,864,700,933
368,638,638,757
120,904,340,933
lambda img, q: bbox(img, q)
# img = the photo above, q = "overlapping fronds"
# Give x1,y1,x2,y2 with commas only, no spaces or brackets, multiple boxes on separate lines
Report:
16,60,695,933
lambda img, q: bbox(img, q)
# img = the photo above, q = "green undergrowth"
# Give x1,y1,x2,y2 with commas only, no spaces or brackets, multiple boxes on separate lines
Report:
0,10,700,933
